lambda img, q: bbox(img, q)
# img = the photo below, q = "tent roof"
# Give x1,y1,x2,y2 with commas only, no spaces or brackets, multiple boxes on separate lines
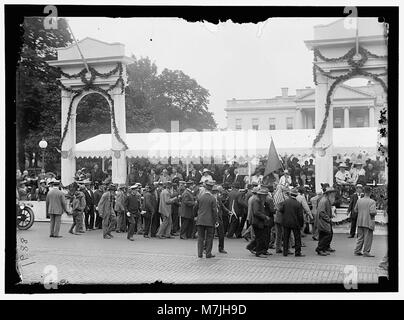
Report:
74,127,379,161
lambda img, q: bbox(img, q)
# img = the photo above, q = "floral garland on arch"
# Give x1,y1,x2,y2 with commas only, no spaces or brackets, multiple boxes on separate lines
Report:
311,46,387,161
51,62,128,151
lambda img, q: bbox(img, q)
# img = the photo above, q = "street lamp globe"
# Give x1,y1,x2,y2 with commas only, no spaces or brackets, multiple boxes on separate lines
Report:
39,138,48,149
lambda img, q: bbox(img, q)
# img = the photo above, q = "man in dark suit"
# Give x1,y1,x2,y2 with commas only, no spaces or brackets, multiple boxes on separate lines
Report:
187,167,202,184
135,168,149,188
179,180,196,239
250,187,272,258
143,184,158,238
46,179,69,238
233,168,246,189
93,183,104,229
194,181,218,258
278,189,305,257
347,184,363,238
83,180,95,230
226,183,244,238
222,169,234,185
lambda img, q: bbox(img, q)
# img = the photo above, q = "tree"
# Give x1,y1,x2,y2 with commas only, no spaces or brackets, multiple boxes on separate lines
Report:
16,17,72,172
125,56,217,132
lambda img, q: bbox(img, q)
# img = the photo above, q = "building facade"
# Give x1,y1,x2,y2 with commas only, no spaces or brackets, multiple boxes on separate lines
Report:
225,82,385,131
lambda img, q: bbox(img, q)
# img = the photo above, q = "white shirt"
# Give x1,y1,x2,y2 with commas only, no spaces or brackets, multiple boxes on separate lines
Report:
335,170,351,184
200,175,213,183
279,175,292,187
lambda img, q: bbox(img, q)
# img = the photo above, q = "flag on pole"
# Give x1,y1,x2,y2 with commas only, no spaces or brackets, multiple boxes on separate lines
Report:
264,138,283,177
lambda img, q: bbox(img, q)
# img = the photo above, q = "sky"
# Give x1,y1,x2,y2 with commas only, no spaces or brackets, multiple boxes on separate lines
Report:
67,17,344,128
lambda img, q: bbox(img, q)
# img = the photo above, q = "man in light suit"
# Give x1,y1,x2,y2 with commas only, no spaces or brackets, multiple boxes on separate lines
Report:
354,186,377,257
98,184,118,239
46,179,69,238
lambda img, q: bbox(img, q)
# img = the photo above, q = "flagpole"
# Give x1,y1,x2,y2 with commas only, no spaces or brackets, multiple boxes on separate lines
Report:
66,19,90,74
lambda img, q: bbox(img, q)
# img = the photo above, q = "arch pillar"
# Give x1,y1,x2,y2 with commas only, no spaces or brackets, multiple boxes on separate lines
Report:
111,88,127,184
314,74,334,192
61,89,76,186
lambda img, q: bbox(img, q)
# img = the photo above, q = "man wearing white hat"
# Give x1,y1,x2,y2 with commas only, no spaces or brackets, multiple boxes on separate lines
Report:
200,168,213,184
335,163,351,186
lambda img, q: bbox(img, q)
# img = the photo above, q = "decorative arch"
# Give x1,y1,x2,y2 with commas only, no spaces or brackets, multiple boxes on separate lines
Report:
305,18,388,191
47,37,134,185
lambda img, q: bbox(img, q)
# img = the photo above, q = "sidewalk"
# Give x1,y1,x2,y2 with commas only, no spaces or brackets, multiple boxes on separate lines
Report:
16,222,388,285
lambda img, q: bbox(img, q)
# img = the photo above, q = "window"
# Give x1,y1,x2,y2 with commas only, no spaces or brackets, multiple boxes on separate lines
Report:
334,117,342,128
286,117,293,130
356,117,365,127
235,118,242,130
252,118,259,130
269,118,276,130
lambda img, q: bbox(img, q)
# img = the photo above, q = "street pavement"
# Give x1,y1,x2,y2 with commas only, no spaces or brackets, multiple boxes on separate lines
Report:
16,222,388,285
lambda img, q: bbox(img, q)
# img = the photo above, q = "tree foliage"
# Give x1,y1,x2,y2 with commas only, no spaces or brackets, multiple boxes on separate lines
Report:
17,17,72,172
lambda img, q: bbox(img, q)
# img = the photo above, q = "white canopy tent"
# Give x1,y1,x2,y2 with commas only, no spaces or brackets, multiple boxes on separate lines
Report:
75,127,379,163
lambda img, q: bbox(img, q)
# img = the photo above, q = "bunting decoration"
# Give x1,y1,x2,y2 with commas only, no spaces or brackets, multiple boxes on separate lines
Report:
49,62,128,151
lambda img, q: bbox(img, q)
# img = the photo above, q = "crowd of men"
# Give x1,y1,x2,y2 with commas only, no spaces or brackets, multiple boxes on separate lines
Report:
41,162,379,259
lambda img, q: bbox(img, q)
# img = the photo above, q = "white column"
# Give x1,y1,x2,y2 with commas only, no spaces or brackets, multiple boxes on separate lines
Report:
295,107,303,129
111,88,127,184
344,107,350,128
369,106,375,127
314,74,333,192
61,89,76,186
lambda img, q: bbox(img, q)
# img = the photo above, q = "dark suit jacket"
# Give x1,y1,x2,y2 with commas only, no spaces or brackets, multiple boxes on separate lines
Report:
227,188,244,217
195,191,218,227
234,174,246,188
251,197,269,229
278,197,304,229
348,193,360,218
143,191,158,217
83,188,94,210
135,173,149,188
93,190,103,207
222,174,234,185
187,171,202,183
179,189,195,219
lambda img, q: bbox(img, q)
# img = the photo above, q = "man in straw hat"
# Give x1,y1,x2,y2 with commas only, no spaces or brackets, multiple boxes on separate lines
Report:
278,188,305,257
194,180,218,258
46,179,69,238
249,186,272,258
315,186,337,256
200,168,214,184
335,163,351,186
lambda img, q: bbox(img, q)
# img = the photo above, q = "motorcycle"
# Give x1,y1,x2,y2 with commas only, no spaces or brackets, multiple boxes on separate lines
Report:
17,202,35,230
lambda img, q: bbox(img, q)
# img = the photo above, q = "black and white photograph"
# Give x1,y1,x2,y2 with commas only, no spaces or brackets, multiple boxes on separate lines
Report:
3,2,399,298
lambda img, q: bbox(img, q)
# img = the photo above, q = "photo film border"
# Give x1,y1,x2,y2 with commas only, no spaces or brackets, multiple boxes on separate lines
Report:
4,4,398,294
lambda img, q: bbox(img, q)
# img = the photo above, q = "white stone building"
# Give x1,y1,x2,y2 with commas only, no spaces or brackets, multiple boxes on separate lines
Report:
225,82,384,131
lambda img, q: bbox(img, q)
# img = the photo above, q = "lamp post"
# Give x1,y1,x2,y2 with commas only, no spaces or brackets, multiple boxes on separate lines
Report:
39,138,48,172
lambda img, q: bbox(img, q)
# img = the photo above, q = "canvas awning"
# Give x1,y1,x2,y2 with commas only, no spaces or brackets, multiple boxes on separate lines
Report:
74,127,380,162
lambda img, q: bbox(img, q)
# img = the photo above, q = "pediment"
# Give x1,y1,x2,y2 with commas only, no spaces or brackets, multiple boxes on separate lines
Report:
57,37,125,61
